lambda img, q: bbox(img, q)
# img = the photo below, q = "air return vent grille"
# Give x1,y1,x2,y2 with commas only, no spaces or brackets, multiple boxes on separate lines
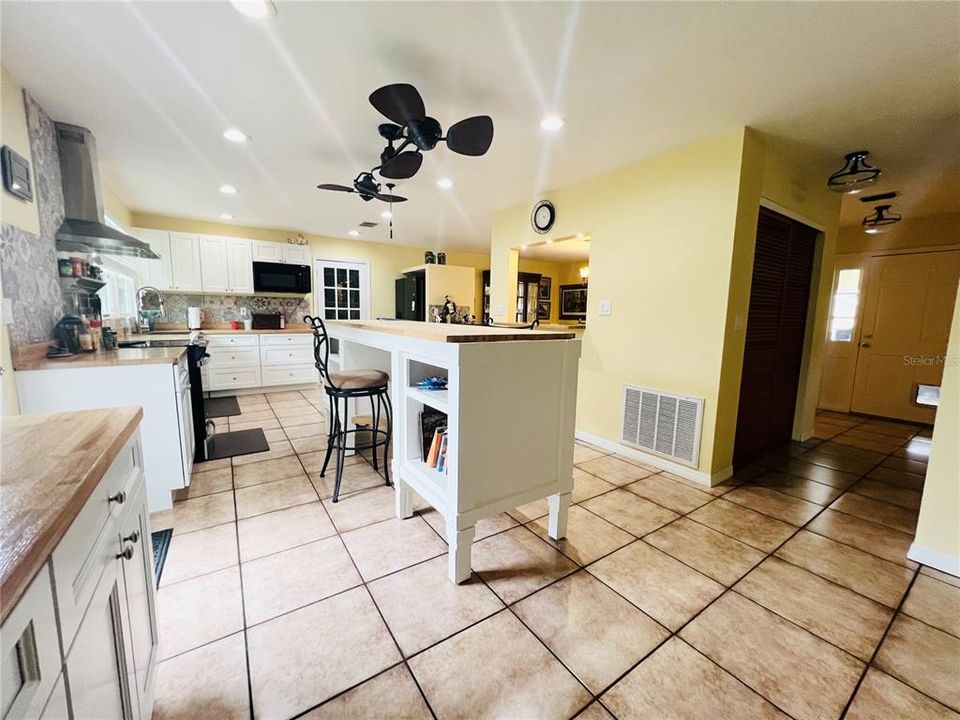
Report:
621,385,703,467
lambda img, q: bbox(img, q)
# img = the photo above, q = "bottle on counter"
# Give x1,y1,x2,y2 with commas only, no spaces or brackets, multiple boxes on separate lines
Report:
279,313,286,329
79,316,94,352
89,318,102,351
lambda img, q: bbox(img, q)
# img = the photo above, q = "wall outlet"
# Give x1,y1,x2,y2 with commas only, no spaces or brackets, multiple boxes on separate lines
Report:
598,300,613,316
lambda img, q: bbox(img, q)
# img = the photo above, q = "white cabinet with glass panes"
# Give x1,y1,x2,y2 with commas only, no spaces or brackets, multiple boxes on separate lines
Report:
317,260,368,321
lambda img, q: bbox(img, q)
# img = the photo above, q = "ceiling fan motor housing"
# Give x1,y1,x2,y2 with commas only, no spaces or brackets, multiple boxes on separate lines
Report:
408,117,443,151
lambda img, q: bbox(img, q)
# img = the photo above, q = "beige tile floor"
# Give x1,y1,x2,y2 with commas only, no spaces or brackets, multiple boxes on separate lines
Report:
151,397,959,719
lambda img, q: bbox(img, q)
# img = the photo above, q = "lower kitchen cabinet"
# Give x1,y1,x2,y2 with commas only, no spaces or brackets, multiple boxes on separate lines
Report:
1,430,158,720
203,332,315,392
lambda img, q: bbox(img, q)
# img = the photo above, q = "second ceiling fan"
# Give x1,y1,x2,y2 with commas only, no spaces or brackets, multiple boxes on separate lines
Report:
371,83,494,180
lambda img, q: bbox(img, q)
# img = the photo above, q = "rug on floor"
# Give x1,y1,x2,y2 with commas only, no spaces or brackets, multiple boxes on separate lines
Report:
152,529,172,586
204,396,241,418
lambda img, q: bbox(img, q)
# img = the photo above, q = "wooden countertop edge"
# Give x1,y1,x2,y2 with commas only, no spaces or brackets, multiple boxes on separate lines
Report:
0,407,144,623
326,320,576,342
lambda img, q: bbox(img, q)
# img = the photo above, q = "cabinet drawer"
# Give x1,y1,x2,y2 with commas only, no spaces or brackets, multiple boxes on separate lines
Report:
1,567,61,720
207,367,262,390
260,333,313,346
205,334,259,348
261,364,317,386
205,347,259,367
52,436,144,648
260,345,314,366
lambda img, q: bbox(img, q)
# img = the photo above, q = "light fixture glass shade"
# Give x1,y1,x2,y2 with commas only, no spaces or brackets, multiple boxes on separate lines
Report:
862,204,901,234
579,266,590,280
827,151,881,193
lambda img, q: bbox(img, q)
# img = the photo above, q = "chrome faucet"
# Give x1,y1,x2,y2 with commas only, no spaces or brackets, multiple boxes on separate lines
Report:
135,286,165,332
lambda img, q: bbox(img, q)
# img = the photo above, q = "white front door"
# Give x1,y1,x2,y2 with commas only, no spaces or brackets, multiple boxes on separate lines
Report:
849,250,960,422
818,260,867,411
314,259,371,321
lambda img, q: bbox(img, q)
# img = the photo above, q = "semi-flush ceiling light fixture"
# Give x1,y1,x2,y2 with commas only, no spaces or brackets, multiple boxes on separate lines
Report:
540,114,565,132
827,151,881,193
862,204,902,234
219,184,238,194
219,213,234,220
222,128,248,143
230,0,276,19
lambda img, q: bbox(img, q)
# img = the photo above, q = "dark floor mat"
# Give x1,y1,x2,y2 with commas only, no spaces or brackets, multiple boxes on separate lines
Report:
152,529,172,586
205,396,241,418
204,428,269,460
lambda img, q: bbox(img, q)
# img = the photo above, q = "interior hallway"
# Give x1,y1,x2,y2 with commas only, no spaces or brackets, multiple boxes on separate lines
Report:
150,392,957,719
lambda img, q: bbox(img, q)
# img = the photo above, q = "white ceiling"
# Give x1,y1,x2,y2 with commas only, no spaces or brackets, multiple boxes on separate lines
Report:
521,238,590,262
3,2,957,251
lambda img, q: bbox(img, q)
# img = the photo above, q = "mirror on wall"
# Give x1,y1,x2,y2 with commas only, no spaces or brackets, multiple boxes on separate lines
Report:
513,234,590,326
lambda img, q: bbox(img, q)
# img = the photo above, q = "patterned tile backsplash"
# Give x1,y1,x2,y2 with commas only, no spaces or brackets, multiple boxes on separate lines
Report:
0,91,68,346
162,293,312,326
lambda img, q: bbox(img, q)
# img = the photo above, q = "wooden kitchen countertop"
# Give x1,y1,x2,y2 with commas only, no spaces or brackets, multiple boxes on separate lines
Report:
326,319,576,342
15,346,187,371
0,407,143,622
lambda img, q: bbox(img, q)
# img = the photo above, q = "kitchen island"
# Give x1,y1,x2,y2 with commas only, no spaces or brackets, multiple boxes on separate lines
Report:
326,319,581,583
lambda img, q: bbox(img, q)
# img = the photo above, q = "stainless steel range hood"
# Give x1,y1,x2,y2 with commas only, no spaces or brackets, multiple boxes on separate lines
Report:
54,122,159,259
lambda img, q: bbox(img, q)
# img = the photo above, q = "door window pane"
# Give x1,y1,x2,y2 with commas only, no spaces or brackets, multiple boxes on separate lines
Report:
349,269,359,287
829,268,862,342
324,268,335,286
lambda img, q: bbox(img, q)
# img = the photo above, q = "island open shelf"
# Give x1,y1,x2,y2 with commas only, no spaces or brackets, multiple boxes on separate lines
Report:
326,319,580,583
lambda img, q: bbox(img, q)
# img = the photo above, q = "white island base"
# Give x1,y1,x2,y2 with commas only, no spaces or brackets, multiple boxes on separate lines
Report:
326,320,581,583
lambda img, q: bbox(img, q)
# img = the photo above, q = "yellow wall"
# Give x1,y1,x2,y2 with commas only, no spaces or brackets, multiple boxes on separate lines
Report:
1,65,40,235
131,212,489,318
912,288,960,569
489,128,841,478
102,181,133,228
836,212,960,255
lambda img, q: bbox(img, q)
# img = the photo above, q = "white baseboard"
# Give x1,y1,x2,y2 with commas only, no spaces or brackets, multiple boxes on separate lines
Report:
575,430,733,488
907,543,960,577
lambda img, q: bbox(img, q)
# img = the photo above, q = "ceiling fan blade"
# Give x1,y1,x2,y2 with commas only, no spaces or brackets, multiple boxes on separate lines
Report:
316,183,356,192
373,192,407,203
445,115,494,156
379,151,423,179
369,83,425,125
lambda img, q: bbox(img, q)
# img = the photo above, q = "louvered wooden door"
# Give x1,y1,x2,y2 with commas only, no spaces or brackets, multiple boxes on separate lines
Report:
734,207,818,462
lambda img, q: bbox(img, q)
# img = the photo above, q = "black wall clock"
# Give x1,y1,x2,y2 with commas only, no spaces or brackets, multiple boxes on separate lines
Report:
531,199,555,234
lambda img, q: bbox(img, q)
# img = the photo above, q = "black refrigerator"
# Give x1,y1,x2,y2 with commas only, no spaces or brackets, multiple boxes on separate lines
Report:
395,270,426,320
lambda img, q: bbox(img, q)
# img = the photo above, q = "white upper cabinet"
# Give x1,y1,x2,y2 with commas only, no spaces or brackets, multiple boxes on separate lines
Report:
168,232,202,292
199,236,229,293
282,244,310,266
200,236,253,294
132,228,173,292
227,238,254,293
253,240,283,263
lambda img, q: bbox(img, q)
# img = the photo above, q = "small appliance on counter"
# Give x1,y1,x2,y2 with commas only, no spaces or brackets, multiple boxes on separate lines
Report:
187,306,202,330
252,312,283,330
240,307,253,331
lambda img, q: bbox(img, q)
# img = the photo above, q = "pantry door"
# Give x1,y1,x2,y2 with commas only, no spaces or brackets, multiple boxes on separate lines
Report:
314,259,371,321
850,250,960,423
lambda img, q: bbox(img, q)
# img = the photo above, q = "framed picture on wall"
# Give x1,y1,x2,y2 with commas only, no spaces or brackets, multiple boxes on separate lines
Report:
559,284,588,320
537,300,551,320
538,276,552,300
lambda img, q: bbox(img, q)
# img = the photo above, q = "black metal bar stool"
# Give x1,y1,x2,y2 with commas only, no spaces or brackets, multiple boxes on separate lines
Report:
304,315,393,502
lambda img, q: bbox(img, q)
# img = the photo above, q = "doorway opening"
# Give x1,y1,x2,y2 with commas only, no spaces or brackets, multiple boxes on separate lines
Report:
510,235,590,326
734,206,819,463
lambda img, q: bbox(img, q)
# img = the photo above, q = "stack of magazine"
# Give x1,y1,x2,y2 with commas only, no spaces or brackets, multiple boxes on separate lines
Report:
420,409,449,474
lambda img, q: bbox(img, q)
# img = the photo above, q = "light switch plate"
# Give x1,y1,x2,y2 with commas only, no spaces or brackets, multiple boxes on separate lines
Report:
598,300,613,316
495,304,505,317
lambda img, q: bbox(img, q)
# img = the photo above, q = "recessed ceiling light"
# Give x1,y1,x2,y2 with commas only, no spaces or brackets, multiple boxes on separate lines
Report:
219,213,234,220
222,128,248,143
545,239,554,245
230,0,276,19
219,184,238,194
520,245,527,251
348,229,360,237
436,178,453,189
540,114,565,132
380,210,392,220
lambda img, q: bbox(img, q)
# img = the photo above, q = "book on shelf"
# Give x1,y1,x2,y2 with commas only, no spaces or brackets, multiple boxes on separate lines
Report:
419,409,447,459
427,427,446,468
436,433,449,473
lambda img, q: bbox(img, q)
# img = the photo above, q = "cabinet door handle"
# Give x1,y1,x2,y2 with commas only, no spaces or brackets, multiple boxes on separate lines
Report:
108,491,126,505
117,546,134,561
123,530,140,544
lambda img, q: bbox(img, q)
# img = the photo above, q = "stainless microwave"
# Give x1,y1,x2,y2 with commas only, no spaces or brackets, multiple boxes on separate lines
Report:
252,262,311,294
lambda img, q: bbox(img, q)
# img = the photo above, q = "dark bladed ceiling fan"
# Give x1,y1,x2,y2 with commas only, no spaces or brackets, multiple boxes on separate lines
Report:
370,83,494,180
316,171,407,203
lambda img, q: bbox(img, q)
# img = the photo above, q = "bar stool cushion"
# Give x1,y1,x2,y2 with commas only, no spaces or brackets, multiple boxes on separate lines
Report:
326,369,389,390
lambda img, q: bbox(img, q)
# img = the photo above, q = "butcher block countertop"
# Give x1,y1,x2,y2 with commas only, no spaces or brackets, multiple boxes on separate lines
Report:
326,319,576,342
0,407,143,622
15,346,187,371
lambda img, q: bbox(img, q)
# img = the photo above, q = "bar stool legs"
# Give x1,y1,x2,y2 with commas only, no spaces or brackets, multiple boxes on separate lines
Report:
319,387,392,503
